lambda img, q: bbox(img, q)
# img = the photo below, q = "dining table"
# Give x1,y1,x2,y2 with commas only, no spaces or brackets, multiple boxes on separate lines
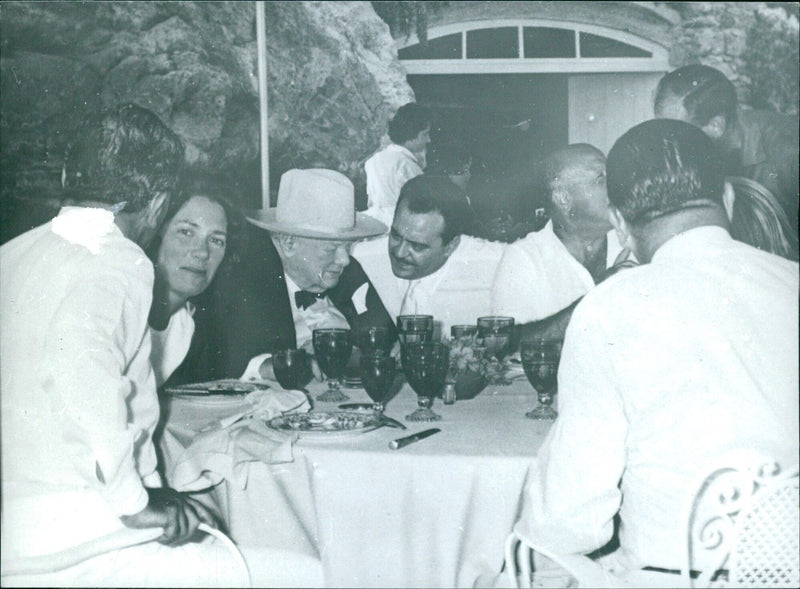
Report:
159,371,554,588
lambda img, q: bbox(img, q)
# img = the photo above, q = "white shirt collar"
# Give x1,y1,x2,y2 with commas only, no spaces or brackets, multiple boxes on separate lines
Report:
50,206,119,254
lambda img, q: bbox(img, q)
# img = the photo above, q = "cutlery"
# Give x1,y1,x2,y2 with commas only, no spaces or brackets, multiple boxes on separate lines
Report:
379,415,407,430
336,403,407,430
389,428,440,450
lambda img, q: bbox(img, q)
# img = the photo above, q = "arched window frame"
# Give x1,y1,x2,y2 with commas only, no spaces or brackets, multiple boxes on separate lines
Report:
399,19,669,74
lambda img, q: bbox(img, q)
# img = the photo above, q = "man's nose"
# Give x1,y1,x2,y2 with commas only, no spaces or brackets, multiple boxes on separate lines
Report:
394,240,411,259
335,244,350,267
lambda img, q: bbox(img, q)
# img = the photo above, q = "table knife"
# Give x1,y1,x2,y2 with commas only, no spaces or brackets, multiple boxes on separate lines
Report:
380,415,407,430
389,428,441,450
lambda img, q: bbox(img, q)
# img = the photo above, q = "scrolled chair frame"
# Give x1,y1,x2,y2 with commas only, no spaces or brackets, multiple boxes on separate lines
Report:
684,459,799,588
504,455,799,588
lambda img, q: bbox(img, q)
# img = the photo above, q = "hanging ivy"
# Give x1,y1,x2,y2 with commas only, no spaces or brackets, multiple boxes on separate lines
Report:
743,6,799,114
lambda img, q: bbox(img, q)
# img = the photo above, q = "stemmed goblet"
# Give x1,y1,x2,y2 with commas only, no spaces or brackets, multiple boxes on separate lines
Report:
272,348,313,391
358,326,394,356
312,328,353,402
397,315,434,367
402,342,449,422
477,316,515,385
359,352,396,414
520,339,561,420
450,324,478,340
396,315,434,346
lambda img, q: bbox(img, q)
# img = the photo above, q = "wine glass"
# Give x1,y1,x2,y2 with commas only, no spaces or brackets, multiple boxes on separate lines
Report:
272,349,313,390
520,339,561,420
358,326,393,356
396,315,434,346
402,342,449,422
477,316,515,384
360,352,396,414
450,324,477,340
312,328,353,402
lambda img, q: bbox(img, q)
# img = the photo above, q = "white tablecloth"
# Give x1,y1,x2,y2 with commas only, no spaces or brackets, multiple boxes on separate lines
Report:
161,379,553,588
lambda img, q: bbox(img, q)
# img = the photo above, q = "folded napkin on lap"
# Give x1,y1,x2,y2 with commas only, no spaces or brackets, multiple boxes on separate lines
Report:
168,389,310,492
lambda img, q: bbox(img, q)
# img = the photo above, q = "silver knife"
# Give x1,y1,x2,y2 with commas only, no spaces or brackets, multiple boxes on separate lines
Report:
389,428,441,450
380,415,407,430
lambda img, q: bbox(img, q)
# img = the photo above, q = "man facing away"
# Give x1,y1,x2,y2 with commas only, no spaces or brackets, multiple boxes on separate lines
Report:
654,64,799,254
364,102,432,226
0,104,251,586
491,144,633,343
171,168,394,387
513,119,798,583
353,174,505,338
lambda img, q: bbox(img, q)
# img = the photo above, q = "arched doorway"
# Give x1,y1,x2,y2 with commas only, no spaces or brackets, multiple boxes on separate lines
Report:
399,19,669,231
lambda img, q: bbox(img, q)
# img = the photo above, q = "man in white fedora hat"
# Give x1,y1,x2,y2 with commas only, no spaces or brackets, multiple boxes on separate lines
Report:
169,168,395,388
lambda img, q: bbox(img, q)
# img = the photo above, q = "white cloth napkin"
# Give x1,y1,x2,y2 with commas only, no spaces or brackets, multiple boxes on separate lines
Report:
168,389,310,492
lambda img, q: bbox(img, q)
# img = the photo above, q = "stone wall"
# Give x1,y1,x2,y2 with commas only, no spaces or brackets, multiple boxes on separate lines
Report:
665,2,799,112
1,1,413,239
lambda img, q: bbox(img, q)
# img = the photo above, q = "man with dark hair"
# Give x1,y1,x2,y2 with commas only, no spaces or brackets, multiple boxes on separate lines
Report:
364,102,432,225
511,119,797,583
491,144,632,342
1,104,253,585
654,64,799,248
353,174,505,336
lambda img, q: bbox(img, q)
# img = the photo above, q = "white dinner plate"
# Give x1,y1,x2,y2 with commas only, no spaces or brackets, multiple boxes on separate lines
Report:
266,410,383,440
165,379,268,396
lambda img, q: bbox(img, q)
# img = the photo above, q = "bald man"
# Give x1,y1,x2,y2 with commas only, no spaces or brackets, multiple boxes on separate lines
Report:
491,144,634,343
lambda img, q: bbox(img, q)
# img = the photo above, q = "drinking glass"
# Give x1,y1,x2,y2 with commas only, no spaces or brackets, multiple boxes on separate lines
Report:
359,352,396,414
450,324,478,340
402,342,449,422
312,328,353,402
272,349,313,390
520,339,561,420
396,315,434,347
358,326,393,356
477,316,515,384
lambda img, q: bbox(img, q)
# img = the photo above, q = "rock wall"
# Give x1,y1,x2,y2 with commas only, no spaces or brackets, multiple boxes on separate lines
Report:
1,0,413,238
667,2,799,112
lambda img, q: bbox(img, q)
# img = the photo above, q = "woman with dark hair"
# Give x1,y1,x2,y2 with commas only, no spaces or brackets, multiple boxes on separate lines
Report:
727,176,798,261
147,171,244,385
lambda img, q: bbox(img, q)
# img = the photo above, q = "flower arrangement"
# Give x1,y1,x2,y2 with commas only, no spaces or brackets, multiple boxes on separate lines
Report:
448,333,489,374
446,333,491,399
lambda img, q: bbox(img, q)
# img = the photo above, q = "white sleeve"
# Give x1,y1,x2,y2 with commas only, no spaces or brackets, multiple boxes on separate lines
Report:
491,243,544,322
390,158,423,203
517,300,627,555
42,264,152,517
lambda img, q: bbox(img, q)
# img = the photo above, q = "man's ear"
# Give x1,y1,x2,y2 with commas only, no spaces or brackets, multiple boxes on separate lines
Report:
146,192,170,228
722,181,736,222
702,115,727,140
608,206,630,246
443,234,460,258
273,233,299,257
551,186,571,215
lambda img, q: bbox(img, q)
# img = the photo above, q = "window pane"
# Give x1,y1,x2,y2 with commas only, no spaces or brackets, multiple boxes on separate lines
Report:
466,27,518,59
399,33,462,60
523,27,575,58
579,32,651,58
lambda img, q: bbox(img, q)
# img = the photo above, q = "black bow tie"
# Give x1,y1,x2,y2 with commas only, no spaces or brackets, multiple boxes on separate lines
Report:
295,290,327,310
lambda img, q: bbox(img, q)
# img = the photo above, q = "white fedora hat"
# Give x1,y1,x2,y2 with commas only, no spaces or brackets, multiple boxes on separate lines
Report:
246,168,387,240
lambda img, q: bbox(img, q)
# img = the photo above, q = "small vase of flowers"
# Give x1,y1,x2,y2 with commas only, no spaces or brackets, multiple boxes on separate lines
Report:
447,333,489,400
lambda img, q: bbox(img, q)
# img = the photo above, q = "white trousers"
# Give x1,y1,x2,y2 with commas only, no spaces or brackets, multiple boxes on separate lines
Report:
2,535,325,588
